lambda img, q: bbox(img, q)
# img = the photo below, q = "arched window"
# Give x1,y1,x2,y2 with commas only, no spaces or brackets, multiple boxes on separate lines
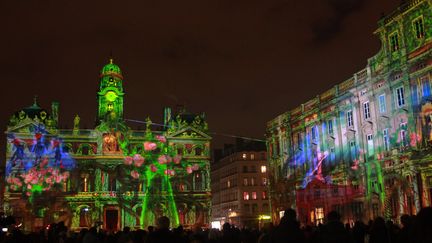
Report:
79,207,90,227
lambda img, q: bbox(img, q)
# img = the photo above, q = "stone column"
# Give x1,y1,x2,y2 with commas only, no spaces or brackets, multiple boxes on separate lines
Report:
421,172,430,207
412,173,421,213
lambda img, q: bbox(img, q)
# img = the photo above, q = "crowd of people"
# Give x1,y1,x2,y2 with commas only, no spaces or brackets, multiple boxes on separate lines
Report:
0,206,431,243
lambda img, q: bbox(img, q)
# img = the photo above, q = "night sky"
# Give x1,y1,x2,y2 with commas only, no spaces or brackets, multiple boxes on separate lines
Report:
1,0,401,152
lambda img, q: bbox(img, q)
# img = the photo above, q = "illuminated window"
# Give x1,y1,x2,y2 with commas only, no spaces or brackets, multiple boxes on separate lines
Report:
383,129,390,151
251,178,255,186
242,153,247,159
243,178,248,186
252,192,257,200
413,16,425,39
347,110,353,127
379,94,386,113
261,165,267,173
389,32,399,52
251,154,255,160
243,192,250,200
367,134,374,156
315,207,324,224
227,180,231,188
363,101,370,119
327,120,333,135
396,86,405,107
262,177,267,186
262,191,267,199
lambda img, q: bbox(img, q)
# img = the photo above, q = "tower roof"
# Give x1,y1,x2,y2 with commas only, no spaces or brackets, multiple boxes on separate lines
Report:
100,58,123,79
12,96,50,122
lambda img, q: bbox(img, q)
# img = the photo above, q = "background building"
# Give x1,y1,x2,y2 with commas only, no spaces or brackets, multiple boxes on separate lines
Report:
211,140,270,229
266,0,432,225
3,59,212,231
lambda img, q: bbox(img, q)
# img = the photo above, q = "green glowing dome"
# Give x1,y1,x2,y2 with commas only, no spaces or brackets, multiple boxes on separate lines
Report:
100,58,122,77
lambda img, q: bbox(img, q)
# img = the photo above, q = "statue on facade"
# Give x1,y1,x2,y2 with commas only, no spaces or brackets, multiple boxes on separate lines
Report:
103,133,118,152
73,115,80,131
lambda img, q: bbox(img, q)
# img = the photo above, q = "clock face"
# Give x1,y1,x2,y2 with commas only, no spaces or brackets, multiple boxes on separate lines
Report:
105,91,118,102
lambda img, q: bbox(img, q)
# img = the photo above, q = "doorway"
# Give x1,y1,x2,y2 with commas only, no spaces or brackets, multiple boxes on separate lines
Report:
104,207,119,232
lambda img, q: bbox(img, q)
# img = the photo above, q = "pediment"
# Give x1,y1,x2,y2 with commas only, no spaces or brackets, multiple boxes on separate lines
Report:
6,120,49,134
167,126,211,139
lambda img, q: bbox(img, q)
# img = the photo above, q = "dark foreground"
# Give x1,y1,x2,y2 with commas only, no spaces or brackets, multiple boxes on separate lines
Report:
0,207,431,243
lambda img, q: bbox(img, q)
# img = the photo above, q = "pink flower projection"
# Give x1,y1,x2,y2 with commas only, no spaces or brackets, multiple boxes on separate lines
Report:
173,155,182,164
144,142,157,151
124,156,133,165
156,135,167,143
124,139,200,179
131,170,140,179
133,154,145,167
7,160,70,195
150,164,157,172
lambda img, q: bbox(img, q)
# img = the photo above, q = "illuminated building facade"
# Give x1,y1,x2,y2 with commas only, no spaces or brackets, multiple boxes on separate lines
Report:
266,0,432,225
211,142,269,229
3,59,212,231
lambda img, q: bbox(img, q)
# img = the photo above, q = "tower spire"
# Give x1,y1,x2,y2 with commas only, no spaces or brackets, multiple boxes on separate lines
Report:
33,95,38,106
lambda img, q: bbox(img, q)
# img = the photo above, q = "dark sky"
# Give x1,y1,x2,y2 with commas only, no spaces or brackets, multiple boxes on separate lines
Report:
1,0,401,150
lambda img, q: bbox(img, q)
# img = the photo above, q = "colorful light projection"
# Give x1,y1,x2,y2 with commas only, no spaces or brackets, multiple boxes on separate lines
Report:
5,125,75,203
122,133,200,228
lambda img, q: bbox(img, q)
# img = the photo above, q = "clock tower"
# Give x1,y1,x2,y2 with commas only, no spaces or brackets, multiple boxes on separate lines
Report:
97,58,124,124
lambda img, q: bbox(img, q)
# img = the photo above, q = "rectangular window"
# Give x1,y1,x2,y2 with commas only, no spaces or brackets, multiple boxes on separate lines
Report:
311,126,318,142
400,123,407,147
251,178,255,186
252,204,258,213
252,192,257,200
262,191,267,199
421,76,431,97
243,178,248,186
383,129,390,152
350,141,356,161
251,154,255,160
243,166,248,173
347,110,353,127
389,32,399,52
379,94,386,113
396,87,405,107
412,84,419,105
327,120,333,135
262,177,267,186
363,101,371,119
297,133,302,150
413,17,425,39
243,192,250,200
244,204,250,212
367,134,374,157
261,165,267,173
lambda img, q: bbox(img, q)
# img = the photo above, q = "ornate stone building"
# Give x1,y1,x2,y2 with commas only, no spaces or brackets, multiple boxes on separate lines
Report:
3,59,212,231
266,0,432,225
